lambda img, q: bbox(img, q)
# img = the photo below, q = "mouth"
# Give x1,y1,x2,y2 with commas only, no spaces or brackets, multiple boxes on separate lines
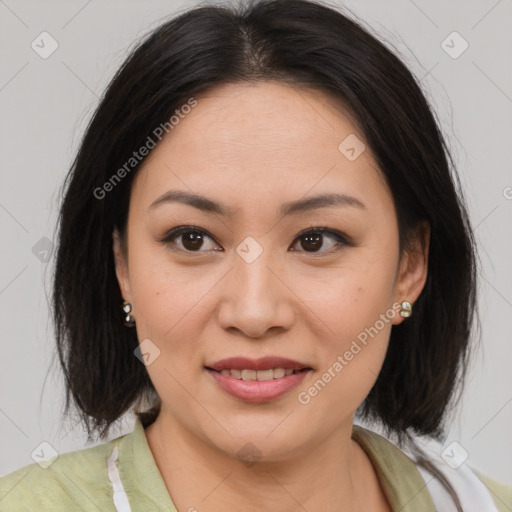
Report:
205,367,312,381
204,365,313,402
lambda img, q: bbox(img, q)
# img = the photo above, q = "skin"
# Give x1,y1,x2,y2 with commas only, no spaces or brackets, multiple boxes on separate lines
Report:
113,81,430,512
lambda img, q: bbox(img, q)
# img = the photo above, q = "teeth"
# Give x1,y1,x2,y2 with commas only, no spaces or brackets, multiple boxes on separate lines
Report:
242,369,256,380
217,367,303,381
273,368,286,378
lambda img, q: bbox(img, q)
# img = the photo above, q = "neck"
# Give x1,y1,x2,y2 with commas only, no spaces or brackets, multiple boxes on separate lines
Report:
144,413,388,512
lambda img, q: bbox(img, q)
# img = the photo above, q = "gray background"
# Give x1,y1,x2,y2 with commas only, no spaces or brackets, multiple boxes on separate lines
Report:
1,0,511,484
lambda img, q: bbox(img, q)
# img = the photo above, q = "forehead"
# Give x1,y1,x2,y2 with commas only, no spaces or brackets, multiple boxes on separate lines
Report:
131,81,389,214
168,81,359,156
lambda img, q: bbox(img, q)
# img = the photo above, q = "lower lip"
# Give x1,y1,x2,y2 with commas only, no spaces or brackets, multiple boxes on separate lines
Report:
206,368,312,402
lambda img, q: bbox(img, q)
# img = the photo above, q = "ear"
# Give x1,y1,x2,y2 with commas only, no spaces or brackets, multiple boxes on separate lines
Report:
391,221,430,325
113,228,132,303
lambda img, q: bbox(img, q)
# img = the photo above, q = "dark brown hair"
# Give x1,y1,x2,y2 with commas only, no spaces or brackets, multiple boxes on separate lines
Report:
51,1,478,508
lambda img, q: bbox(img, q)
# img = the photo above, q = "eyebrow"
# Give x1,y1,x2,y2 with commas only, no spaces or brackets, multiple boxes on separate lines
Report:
148,189,366,216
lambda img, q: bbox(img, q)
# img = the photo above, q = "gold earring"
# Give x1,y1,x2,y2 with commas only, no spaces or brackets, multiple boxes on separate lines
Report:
399,300,412,318
123,301,136,327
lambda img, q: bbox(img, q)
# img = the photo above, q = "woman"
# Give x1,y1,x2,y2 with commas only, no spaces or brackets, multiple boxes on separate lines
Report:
1,0,510,510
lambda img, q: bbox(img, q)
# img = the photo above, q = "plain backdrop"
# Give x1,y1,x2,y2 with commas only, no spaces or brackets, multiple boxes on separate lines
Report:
1,0,511,485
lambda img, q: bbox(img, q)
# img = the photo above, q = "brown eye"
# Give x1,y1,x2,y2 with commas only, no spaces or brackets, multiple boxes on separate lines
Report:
181,231,206,251
160,226,220,253
290,228,348,253
300,232,323,252
160,226,349,255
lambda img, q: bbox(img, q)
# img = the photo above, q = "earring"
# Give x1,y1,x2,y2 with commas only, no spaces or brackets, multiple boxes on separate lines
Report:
399,300,412,318
123,301,136,327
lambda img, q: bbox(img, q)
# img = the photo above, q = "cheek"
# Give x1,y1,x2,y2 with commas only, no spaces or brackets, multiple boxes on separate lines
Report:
315,280,393,378
126,241,210,354
298,241,398,339
294,244,397,409
298,294,393,418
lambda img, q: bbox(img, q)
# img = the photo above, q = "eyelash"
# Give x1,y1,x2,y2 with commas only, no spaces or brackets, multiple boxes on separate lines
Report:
158,225,351,255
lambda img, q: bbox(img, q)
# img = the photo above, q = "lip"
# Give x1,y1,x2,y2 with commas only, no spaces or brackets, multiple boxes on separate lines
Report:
206,367,312,402
206,356,311,372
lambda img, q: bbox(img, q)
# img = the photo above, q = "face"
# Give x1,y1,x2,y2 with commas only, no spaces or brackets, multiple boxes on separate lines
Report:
113,81,428,462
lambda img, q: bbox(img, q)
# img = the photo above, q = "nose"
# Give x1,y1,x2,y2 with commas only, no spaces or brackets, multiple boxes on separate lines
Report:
216,242,295,339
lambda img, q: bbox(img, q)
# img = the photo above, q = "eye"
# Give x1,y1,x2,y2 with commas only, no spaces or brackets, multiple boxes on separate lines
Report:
159,225,350,254
289,227,349,254
159,226,221,253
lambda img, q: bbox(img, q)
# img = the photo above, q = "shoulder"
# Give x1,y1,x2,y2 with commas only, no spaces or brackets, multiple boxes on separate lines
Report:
0,433,121,511
352,424,512,512
351,425,437,511
475,472,512,512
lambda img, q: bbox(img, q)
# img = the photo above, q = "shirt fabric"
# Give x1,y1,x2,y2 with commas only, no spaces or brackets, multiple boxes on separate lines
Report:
1,417,510,511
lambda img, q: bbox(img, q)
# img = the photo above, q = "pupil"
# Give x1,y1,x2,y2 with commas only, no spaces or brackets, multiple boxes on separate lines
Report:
302,233,322,252
183,231,203,250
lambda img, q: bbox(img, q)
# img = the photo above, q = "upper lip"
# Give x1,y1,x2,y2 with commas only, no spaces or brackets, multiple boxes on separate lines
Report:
206,356,312,372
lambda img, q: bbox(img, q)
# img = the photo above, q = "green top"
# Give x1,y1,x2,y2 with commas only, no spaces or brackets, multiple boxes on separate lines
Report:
1,418,510,511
